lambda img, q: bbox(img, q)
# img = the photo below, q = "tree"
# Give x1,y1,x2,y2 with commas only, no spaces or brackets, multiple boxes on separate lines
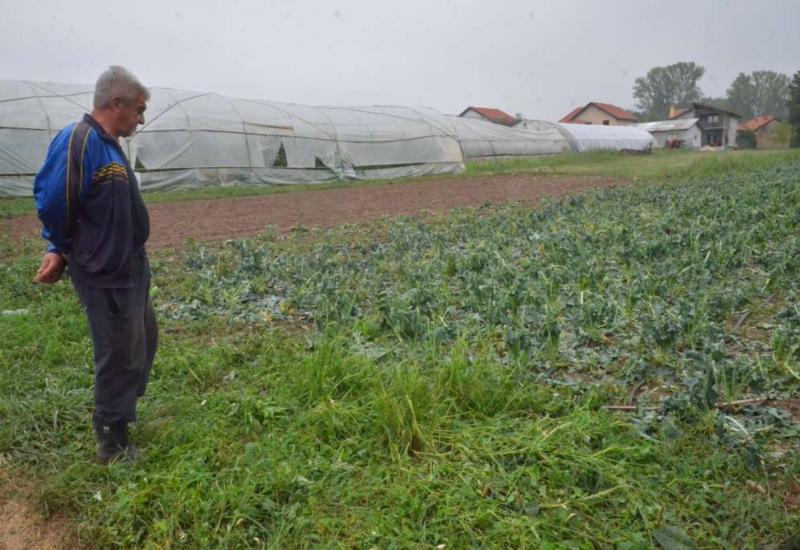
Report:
789,70,800,148
700,96,730,111
726,70,790,120
633,62,705,120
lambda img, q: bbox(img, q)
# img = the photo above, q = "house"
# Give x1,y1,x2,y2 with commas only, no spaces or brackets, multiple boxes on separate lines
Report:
738,115,789,149
669,103,741,148
558,102,638,126
458,107,519,127
634,118,702,149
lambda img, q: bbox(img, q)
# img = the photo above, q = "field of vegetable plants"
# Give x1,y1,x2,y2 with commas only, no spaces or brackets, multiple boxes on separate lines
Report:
2,151,800,547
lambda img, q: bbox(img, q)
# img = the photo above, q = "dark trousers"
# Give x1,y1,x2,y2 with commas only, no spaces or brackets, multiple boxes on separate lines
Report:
72,253,158,431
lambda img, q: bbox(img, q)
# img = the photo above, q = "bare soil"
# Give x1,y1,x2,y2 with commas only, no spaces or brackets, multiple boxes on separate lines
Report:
0,470,78,550
773,398,800,423
4,174,630,251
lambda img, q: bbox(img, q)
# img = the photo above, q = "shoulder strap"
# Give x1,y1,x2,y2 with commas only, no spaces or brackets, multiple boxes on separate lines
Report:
65,119,93,233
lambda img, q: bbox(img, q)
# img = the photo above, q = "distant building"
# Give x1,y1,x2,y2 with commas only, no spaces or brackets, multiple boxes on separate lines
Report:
669,103,741,148
738,115,788,149
559,102,638,126
634,118,702,149
458,107,519,126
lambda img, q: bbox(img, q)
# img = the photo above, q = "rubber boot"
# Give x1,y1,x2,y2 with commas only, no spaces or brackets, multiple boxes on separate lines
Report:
95,422,141,465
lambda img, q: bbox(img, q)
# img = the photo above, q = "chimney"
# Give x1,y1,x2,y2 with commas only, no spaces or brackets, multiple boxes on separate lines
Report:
668,105,676,119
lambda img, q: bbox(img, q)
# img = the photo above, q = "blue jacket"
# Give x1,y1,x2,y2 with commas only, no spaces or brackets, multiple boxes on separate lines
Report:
34,114,150,288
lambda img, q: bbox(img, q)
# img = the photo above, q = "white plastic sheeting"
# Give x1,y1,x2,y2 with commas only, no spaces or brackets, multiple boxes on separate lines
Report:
557,123,655,153
633,118,699,133
0,80,653,197
454,117,572,160
0,81,466,196
136,91,472,190
0,81,95,195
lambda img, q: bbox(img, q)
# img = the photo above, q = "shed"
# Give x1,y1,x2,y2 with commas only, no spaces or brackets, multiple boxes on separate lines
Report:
738,115,789,149
634,118,702,149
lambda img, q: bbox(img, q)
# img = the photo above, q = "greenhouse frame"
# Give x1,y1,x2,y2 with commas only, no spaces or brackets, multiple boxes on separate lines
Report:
1,80,654,196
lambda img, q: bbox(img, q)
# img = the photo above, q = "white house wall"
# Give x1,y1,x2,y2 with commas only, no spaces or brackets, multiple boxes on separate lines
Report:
727,118,739,148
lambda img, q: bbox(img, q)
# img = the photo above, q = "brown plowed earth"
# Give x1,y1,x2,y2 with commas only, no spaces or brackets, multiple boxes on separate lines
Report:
4,174,631,252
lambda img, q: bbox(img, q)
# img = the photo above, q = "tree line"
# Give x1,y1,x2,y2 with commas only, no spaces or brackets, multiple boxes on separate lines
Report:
631,62,800,146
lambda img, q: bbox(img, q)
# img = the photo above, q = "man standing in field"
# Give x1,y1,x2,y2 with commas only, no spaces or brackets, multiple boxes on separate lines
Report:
34,66,157,464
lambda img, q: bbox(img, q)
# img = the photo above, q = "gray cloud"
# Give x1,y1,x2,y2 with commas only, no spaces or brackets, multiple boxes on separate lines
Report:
1,0,797,120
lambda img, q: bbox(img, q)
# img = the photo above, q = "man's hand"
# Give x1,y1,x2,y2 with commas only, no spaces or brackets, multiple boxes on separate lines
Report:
34,252,66,284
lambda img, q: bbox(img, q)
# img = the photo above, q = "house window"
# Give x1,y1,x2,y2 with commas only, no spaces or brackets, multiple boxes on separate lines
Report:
603,120,610,125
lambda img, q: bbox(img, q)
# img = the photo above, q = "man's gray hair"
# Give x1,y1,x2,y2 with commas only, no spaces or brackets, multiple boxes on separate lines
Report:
93,66,150,109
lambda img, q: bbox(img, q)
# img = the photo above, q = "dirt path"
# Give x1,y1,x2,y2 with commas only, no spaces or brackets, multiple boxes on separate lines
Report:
5,174,630,251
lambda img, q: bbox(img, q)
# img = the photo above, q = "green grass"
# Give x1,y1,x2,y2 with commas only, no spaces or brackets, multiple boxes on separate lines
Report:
2,154,800,547
0,196,35,219
466,148,800,180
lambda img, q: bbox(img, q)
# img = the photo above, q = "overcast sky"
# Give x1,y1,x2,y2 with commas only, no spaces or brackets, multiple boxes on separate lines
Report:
1,0,798,120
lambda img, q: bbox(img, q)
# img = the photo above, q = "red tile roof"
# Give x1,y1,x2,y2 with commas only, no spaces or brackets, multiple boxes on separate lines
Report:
559,102,637,123
558,107,584,123
592,102,638,121
459,106,519,126
739,115,777,132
